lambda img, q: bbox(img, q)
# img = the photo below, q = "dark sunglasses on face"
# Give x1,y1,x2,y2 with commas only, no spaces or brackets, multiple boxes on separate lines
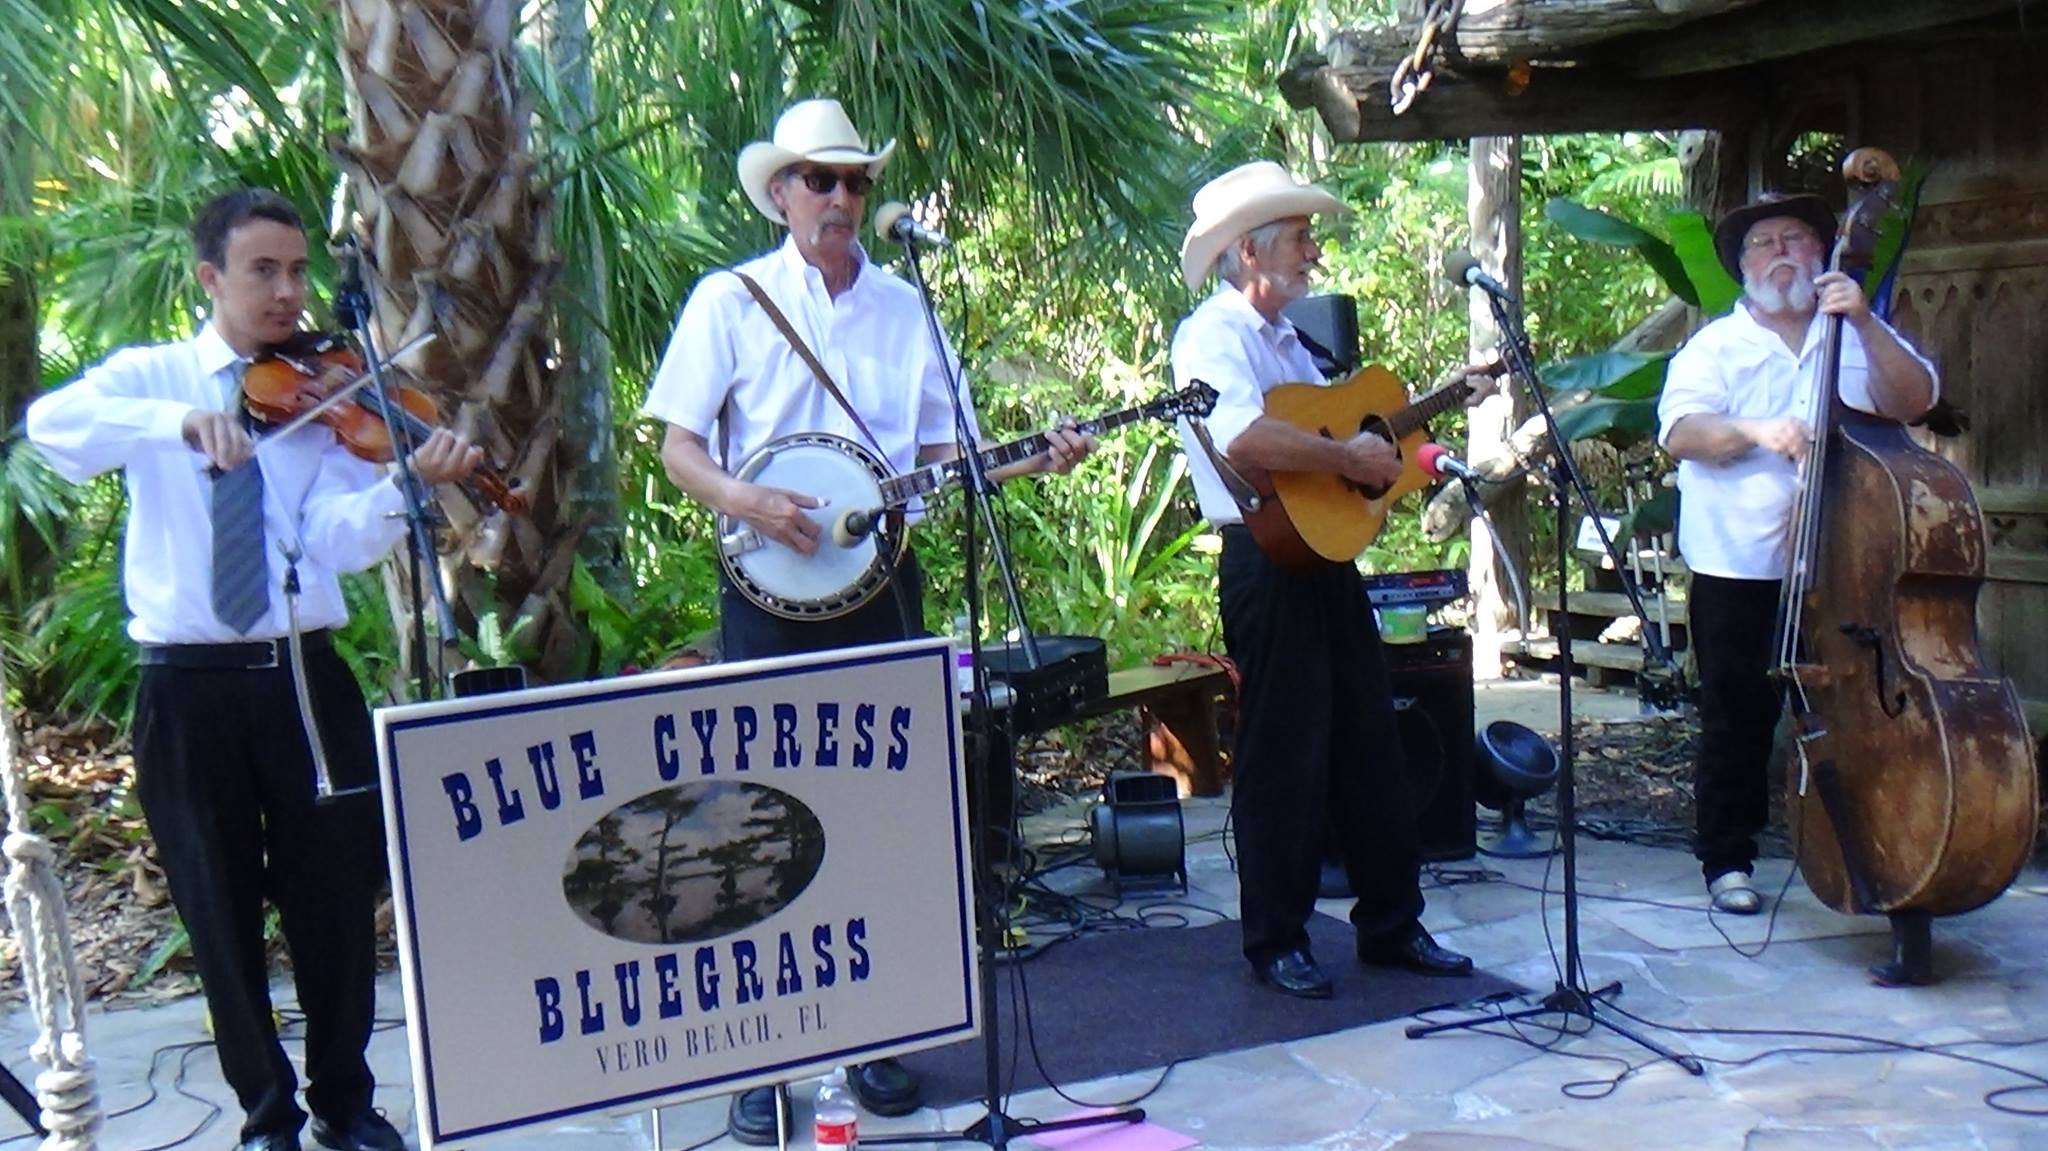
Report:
796,168,874,196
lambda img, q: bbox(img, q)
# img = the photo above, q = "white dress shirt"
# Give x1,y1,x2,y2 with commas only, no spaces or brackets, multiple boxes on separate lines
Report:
1170,286,1326,526
642,238,979,496
26,324,410,644
1656,304,1939,580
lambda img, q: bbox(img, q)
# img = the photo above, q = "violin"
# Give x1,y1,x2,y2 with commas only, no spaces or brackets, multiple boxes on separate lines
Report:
244,331,530,514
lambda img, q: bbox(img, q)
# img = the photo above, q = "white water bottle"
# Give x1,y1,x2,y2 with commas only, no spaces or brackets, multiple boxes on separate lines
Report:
815,1066,858,1150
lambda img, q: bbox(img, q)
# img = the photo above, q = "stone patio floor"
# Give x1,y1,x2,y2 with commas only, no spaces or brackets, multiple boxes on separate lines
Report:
7,679,2047,1151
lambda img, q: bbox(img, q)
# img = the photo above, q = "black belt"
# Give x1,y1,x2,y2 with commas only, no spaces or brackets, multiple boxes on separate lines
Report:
138,629,332,670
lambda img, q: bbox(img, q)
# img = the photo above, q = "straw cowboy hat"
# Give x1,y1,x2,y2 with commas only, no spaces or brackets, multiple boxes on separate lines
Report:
736,99,897,225
1712,193,1836,280
1180,161,1349,292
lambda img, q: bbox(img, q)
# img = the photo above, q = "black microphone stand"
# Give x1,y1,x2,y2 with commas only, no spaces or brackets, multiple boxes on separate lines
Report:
1406,285,1701,1076
862,235,1141,1148
332,236,459,703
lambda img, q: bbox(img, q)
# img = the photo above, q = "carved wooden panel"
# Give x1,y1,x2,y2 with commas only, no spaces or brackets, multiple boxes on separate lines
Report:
1853,36,2048,706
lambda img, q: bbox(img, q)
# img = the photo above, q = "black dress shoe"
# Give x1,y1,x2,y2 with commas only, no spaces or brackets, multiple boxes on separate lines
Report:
726,1086,790,1146
309,1109,404,1151
1360,924,1473,977
1251,948,1333,999
849,1057,923,1117
238,1133,302,1151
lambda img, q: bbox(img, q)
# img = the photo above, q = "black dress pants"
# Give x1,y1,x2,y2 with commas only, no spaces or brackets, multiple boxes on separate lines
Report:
132,646,388,1139
1688,573,1786,881
1218,526,1425,965
719,551,926,661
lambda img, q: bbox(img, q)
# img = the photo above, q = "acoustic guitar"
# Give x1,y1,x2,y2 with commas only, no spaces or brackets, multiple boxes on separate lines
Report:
1236,361,1504,570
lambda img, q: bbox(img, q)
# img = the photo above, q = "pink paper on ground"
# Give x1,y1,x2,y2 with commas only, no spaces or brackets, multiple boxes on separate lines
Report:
1016,1108,1199,1151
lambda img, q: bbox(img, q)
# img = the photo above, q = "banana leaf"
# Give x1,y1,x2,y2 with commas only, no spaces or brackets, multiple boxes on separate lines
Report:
1545,198,1698,306
1665,210,1740,316
1541,350,1670,400
1549,394,1660,446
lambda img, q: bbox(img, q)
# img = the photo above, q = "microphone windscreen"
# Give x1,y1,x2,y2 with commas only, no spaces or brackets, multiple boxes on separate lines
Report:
1415,441,1450,479
830,509,870,549
873,201,913,237
1441,249,1481,286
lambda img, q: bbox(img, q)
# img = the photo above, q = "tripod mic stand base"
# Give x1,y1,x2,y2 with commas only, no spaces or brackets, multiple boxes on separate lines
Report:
864,1105,1147,1149
1406,978,1704,1076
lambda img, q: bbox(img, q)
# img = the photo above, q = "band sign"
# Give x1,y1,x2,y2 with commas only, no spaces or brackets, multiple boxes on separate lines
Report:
375,639,979,1147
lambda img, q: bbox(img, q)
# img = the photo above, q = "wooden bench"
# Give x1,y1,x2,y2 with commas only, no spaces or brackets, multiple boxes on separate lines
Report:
1068,663,1236,798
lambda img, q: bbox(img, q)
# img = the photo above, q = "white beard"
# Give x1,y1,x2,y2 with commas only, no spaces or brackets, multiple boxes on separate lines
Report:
1743,256,1821,315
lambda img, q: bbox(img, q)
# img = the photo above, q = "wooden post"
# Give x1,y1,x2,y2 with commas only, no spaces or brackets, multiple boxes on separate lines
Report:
1464,135,1529,678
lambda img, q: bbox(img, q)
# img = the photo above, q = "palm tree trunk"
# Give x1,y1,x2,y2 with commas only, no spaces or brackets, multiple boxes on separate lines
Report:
2,112,53,606
333,0,587,683
538,0,624,596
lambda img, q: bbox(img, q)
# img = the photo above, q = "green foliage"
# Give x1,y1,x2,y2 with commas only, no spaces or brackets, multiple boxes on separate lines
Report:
1545,198,1698,307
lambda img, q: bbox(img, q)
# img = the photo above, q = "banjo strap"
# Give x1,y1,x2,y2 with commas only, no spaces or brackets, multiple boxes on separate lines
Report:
731,271,890,463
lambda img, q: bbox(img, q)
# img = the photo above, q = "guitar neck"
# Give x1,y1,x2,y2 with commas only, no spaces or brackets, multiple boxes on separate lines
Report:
1385,376,1476,440
878,404,1157,507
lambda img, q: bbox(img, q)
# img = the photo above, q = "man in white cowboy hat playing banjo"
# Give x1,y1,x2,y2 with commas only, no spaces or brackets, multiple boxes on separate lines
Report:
1171,161,1477,1000
642,97,1091,1143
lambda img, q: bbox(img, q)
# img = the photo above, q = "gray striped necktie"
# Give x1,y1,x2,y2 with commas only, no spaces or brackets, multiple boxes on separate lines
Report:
210,364,270,633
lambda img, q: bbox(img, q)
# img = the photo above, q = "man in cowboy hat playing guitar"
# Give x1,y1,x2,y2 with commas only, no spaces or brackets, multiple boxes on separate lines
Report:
1657,192,1936,917
1171,161,1479,1000
642,97,1091,1144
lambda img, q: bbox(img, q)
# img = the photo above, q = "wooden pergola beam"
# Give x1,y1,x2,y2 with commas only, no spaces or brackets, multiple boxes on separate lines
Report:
1280,59,1762,144
1616,0,2040,77
1413,0,1766,64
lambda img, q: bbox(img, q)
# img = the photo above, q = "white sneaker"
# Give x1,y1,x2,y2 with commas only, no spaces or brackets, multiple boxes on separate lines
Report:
1708,872,1762,914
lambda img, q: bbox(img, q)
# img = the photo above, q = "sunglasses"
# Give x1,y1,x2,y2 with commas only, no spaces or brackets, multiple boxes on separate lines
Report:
794,168,875,197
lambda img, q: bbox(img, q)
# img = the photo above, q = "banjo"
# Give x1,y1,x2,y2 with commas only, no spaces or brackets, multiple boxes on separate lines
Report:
719,382,1218,620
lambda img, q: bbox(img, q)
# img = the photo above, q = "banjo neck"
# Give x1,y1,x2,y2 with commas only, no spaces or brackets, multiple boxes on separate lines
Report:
874,404,1159,509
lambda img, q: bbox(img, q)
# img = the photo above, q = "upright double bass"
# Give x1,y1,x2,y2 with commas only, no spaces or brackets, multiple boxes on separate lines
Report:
1775,148,2038,986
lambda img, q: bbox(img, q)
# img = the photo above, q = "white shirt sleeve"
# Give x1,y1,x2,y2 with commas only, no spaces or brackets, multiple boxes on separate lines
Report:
642,273,746,440
1655,334,1729,451
299,446,410,575
25,347,200,483
1838,317,1942,413
1171,316,1265,453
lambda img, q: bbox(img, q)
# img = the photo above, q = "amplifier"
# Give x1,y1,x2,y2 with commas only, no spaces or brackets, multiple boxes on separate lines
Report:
1362,567,1469,609
1385,627,1477,862
979,634,1108,733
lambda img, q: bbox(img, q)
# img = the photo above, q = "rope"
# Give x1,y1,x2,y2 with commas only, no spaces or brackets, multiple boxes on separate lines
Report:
1,652,102,1150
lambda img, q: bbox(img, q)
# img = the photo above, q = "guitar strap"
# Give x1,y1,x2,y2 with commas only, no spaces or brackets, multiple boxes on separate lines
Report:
1186,414,1262,512
731,271,890,462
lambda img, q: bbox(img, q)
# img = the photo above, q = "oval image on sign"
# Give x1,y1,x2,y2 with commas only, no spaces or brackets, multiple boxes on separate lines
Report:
560,780,826,945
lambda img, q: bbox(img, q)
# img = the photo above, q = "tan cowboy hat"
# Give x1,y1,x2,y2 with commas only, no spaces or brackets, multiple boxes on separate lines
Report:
1713,193,1836,280
1180,161,1348,292
736,99,897,225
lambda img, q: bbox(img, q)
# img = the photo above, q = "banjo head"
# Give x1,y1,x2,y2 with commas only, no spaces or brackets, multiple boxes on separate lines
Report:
722,433,899,620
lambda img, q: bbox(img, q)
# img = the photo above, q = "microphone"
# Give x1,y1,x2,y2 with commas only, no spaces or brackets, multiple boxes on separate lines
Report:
874,202,951,248
1415,442,1482,483
331,235,371,330
831,507,884,547
1442,249,1517,302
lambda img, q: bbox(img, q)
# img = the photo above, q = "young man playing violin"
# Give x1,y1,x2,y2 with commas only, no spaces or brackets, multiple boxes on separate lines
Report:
27,187,482,1151
1657,194,1936,916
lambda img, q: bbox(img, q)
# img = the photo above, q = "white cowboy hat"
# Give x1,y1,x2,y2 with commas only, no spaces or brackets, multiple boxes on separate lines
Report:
736,99,897,225
1179,161,1348,292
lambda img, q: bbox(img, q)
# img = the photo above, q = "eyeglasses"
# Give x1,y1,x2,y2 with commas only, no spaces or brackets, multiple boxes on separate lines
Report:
795,168,875,197
1744,227,1820,252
